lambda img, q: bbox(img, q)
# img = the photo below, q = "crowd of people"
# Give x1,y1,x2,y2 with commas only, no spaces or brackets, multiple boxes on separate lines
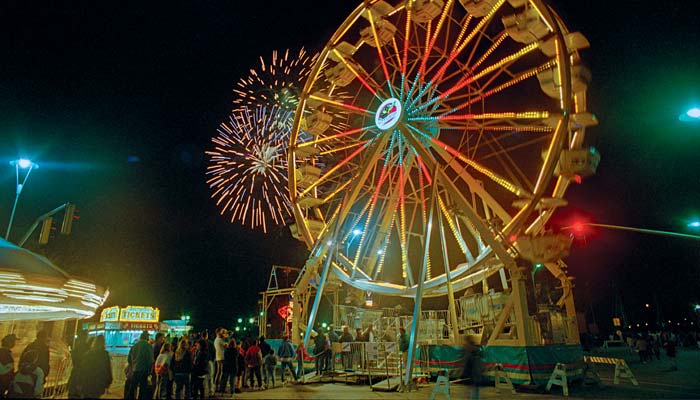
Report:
124,328,309,400
0,323,410,399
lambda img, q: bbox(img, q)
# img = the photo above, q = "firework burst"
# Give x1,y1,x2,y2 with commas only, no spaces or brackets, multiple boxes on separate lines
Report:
232,48,317,112
206,105,293,233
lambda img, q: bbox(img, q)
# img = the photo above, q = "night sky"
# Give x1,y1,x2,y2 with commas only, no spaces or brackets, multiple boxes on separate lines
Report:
1,1,699,331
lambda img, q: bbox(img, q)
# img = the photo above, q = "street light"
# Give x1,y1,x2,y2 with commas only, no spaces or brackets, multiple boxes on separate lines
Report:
5,159,38,240
679,107,700,122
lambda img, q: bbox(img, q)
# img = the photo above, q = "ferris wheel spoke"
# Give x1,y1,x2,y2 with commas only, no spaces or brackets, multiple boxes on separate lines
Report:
307,93,372,115
297,141,371,199
366,9,397,97
431,110,550,122
417,43,541,115
482,130,536,191
351,164,393,275
429,0,505,85
331,49,386,100
437,193,475,263
420,132,529,197
417,0,453,81
297,125,374,149
318,140,369,156
445,60,556,106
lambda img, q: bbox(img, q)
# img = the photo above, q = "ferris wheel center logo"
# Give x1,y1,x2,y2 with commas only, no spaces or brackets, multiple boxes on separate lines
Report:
375,98,403,130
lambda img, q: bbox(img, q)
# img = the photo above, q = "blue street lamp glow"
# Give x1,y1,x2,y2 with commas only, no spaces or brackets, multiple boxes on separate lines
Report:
352,229,362,236
688,221,700,228
17,159,32,169
679,107,700,122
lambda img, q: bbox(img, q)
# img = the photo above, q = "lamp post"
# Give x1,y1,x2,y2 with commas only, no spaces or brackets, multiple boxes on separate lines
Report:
5,159,38,240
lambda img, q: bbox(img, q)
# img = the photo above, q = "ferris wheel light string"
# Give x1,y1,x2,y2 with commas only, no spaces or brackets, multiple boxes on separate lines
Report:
429,0,505,87
419,0,453,79
331,49,381,100
366,8,396,99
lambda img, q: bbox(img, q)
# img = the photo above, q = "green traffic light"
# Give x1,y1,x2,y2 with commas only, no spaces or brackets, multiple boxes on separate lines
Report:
237,318,243,324
248,317,254,324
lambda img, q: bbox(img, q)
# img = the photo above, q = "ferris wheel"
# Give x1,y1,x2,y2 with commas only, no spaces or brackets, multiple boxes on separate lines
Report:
288,0,597,301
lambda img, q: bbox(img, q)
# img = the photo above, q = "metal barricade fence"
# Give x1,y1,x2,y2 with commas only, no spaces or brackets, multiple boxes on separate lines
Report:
41,356,71,399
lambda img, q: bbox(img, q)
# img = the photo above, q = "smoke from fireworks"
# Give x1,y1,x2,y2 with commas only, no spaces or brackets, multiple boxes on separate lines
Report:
206,106,293,233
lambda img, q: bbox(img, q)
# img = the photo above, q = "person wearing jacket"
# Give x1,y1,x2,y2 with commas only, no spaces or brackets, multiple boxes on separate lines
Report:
171,339,192,400
277,335,297,384
221,340,239,394
127,331,154,400
191,340,209,399
245,339,263,389
154,343,173,399
81,335,113,398
0,334,18,397
21,330,50,380
9,350,44,398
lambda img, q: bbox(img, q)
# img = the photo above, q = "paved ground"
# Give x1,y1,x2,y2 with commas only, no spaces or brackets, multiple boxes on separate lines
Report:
104,347,700,399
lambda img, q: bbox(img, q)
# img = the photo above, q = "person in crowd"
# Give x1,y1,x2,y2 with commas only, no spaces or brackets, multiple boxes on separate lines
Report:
651,335,661,360
245,338,263,389
21,330,50,381
127,331,154,400
155,343,173,399
151,333,166,394
327,326,339,372
236,341,246,392
354,328,365,342
277,335,297,384
8,350,43,398
221,339,239,394
240,337,250,388
399,327,409,353
258,336,271,384
0,333,19,397
203,330,215,397
263,349,277,388
171,339,192,400
364,324,375,342
295,340,309,379
81,335,113,398
213,329,226,393
191,340,209,399
67,329,89,398
664,336,678,371
635,335,648,364
313,331,327,375
339,326,353,370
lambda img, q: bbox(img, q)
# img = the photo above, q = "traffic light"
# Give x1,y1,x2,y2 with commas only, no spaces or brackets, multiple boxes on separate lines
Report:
61,203,76,235
39,217,53,244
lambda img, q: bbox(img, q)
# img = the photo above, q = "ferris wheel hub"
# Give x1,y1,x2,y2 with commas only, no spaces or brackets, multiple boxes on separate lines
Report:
375,97,403,131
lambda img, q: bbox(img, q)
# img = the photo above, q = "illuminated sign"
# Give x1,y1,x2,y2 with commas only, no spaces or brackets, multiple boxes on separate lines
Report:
375,98,402,131
98,305,160,323
612,317,621,327
120,306,160,322
100,306,120,322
